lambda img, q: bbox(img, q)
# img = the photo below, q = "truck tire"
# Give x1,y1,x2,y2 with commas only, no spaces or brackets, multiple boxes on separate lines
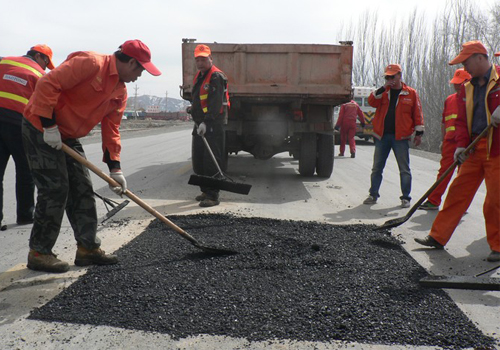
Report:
316,134,334,178
299,133,317,177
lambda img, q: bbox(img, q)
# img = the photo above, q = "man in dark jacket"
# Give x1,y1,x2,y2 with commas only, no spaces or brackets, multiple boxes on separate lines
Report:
189,44,229,207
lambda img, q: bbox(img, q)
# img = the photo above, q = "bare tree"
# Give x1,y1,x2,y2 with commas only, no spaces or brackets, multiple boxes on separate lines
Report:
337,0,500,152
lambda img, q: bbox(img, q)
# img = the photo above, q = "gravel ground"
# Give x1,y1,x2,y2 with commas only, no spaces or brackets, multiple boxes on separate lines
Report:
29,214,495,349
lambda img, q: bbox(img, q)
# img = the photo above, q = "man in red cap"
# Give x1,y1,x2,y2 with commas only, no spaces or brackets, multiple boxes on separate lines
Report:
415,40,500,262
418,68,471,210
22,40,161,272
0,44,55,231
334,100,365,158
363,63,424,208
187,44,230,207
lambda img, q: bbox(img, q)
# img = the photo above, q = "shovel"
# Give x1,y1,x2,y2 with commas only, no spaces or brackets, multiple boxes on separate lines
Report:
377,124,492,230
61,144,237,256
419,264,500,291
188,134,252,195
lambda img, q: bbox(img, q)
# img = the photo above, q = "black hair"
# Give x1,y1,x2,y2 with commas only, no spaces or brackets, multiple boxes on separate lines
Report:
26,49,47,61
114,50,134,63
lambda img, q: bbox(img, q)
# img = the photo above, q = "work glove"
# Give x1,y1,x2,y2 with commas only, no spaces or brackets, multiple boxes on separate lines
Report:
43,125,62,150
109,170,127,196
413,135,422,147
491,106,500,127
197,122,207,136
334,125,340,131
454,147,467,164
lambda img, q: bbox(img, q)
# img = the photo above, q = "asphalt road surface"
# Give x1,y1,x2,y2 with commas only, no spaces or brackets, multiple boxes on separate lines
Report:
0,123,498,350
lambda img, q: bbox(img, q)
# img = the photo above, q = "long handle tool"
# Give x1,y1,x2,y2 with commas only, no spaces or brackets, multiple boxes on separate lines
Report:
62,144,236,256
377,124,492,230
419,264,500,291
93,191,130,223
188,134,252,195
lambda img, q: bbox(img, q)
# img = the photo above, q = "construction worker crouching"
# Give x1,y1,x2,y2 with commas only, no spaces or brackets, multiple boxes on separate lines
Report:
188,44,230,208
0,44,55,231
22,40,161,273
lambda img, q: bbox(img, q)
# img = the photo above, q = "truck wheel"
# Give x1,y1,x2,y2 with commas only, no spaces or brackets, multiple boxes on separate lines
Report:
316,134,334,178
299,133,317,177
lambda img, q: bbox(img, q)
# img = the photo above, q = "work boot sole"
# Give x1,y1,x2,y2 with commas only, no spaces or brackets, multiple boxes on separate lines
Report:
75,256,118,267
27,262,70,273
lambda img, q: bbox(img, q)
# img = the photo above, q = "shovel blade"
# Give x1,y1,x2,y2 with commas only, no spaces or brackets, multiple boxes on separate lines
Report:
192,241,238,256
376,216,408,230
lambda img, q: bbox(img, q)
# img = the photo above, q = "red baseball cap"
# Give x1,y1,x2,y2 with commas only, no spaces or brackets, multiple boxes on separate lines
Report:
194,44,211,58
449,68,471,84
384,64,402,76
120,39,161,76
449,40,487,65
31,44,55,70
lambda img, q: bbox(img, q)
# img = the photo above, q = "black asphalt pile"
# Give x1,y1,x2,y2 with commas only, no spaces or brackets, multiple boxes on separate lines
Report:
29,214,494,349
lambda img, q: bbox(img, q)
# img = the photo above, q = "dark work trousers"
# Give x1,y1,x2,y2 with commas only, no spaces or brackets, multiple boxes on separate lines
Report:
21,118,100,255
0,120,35,223
192,123,225,200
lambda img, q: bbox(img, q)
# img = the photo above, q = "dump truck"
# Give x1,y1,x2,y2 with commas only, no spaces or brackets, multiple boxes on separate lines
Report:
180,39,353,177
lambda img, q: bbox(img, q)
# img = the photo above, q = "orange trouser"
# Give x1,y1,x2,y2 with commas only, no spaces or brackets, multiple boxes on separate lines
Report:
427,139,457,206
339,124,356,155
429,139,500,252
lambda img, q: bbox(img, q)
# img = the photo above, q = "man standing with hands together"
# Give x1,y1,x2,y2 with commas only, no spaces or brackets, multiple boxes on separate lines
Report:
363,64,424,208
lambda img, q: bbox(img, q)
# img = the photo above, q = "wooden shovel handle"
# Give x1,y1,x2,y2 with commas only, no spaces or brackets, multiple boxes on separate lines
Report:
406,123,493,218
61,144,199,245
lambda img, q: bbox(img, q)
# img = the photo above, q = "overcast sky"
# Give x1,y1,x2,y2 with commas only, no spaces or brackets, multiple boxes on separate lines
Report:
1,0,496,100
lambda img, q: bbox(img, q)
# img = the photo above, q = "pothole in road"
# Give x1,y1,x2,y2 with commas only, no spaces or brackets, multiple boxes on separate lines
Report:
29,214,494,349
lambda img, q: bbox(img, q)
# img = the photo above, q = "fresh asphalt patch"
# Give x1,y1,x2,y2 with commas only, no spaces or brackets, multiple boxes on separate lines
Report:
29,214,495,349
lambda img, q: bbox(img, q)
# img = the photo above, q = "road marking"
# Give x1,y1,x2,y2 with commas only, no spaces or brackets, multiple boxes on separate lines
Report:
0,263,28,291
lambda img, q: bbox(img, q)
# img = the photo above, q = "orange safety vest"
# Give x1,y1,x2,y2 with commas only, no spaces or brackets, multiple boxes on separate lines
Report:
0,56,45,114
442,93,458,141
193,65,230,115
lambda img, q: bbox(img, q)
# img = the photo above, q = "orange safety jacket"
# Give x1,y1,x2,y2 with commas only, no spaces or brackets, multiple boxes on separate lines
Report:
368,82,424,140
24,51,127,162
442,93,459,141
0,56,45,114
455,64,500,158
193,65,230,115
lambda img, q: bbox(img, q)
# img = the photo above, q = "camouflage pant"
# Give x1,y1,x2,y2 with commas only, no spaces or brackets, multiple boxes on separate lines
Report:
22,118,100,254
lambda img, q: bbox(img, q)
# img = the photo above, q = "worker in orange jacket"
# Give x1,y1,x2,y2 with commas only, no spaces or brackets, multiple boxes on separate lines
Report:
335,100,365,158
22,40,161,273
0,45,54,231
363,64,424,209
415,41,500,262
419,68,471,210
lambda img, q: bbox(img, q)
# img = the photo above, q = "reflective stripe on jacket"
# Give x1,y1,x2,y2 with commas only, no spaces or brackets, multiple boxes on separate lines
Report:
442,93,459,141
193,65,230,115
368,82,424,140
24,51,127,162
455,64,500,158
0,56,45,114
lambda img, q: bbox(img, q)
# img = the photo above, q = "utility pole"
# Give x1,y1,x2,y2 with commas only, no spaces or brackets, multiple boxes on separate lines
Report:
133,85,139,118
165,90,168,112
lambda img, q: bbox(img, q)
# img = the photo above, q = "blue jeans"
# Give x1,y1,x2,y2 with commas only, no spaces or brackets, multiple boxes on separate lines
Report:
369,134,411,201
